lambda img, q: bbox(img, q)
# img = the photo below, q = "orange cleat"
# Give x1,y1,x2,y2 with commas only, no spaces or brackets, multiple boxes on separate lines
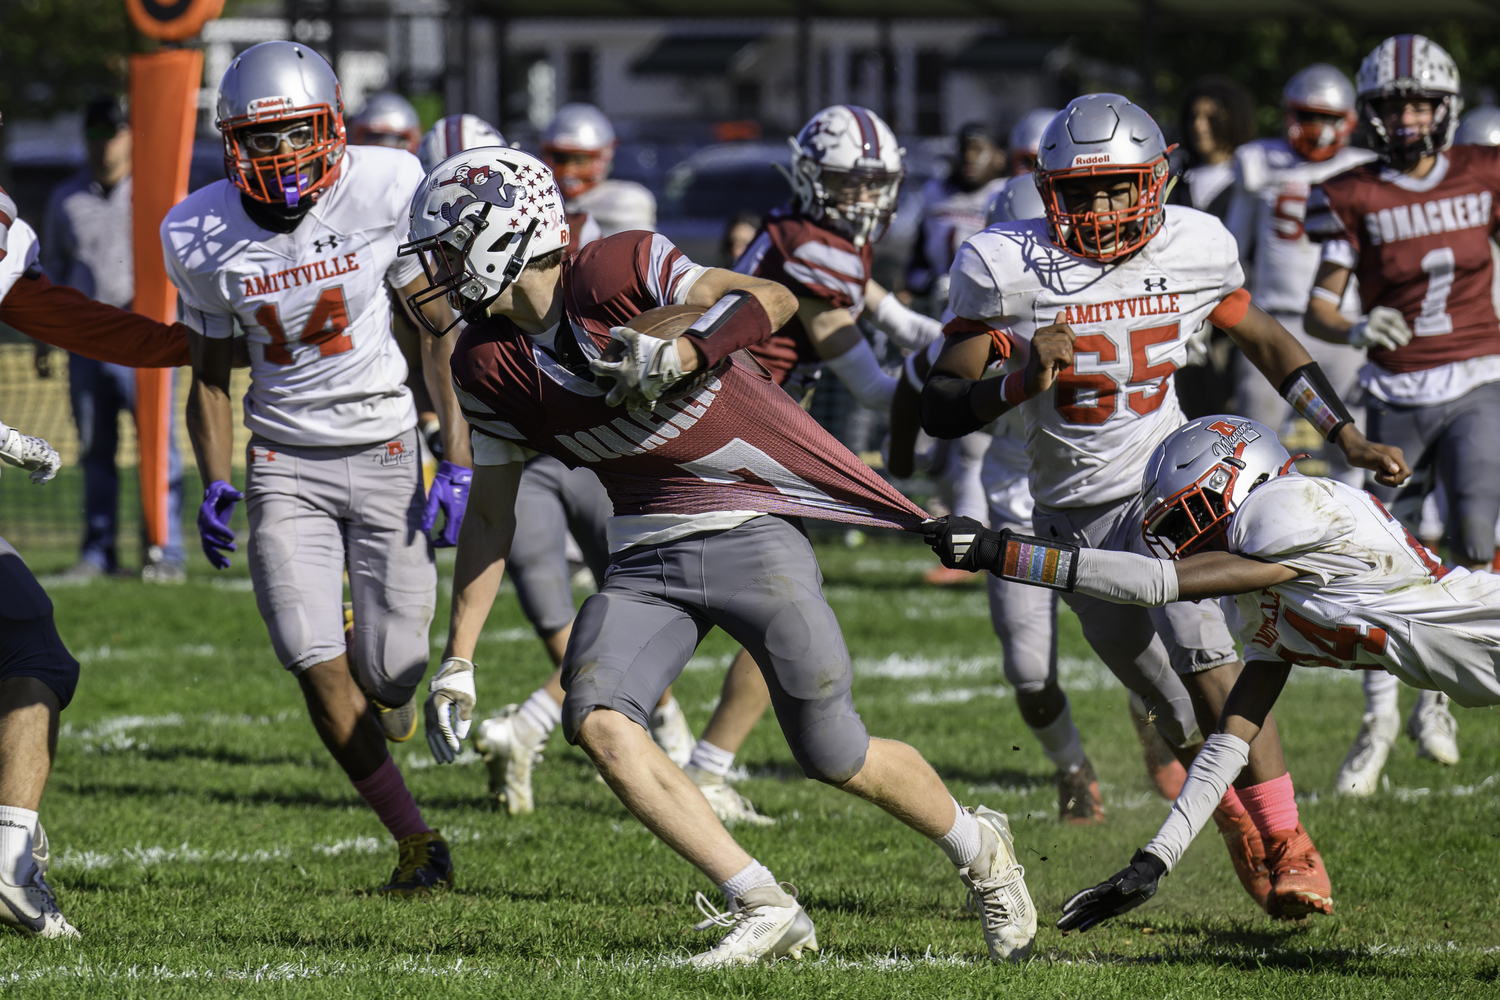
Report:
1264,824,1334,919
1130,702,1187,800
1212,804,1272,911
924,565,979,586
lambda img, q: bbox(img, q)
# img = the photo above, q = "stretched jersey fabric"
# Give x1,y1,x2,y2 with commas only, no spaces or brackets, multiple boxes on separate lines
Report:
1311,146,1500,375
1228,474,1500,707
162,145,426,447
1228,139,1375,315
906,175,1008,296
947,206,1246,508
450,232,927,538
734,205,873,385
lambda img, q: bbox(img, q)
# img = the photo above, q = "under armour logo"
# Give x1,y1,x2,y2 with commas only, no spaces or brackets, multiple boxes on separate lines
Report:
1144,277,1167,292
313,235,341,253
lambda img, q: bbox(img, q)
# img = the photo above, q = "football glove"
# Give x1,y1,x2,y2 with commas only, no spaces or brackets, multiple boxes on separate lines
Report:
421,460,472,548
589,326,687,408
0,425,60,485
197,480,243,570
1347,306,1413,351
921,515,1003,573
425,656,476,764
1056,849,1168,933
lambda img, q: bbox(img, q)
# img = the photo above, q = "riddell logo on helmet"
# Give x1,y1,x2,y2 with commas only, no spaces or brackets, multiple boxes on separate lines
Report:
1072,153,1112,166
247,96,296,115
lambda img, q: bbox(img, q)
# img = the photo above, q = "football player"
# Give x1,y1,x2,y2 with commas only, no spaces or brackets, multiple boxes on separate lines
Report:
920,93,1408,919
541,104,656,237
931,415,1492,932
1008,108,1058,176
411,146,1036,965
164,42,469,896
346,91,422,151
1304,35,1489,792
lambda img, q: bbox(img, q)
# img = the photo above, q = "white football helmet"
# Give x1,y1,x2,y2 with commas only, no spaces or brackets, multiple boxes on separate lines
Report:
780,105,905,247
216,40,346,207
1008,108,1059,173
417,114,507,172
348,91,422,151
400,148,570,336
1141,415,1296,559
1455,105,1500,147
1356,34,1462,166
985,173,1046,226
1284,64,1357,163
542,103,616,199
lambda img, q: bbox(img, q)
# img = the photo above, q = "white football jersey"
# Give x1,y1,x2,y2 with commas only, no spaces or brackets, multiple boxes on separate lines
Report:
1229,475,1500,707
1226,140,1375,315
163,146,425,447
948,206,1246,508
0,216,39,304
571,179,656,237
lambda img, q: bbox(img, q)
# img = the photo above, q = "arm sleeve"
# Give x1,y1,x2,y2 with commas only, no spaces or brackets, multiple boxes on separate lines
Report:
1143,732,1250,871
1072,548,1180,606
0,271,192,368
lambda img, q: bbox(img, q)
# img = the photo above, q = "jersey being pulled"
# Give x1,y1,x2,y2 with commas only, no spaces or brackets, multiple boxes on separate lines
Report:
734,205,873,385
162,145,425,447
451,232,926,534
1229,139,1375,314
1229,474,1500,707
948,206,1246,508
1311,146,1500,374
906,175,1008,296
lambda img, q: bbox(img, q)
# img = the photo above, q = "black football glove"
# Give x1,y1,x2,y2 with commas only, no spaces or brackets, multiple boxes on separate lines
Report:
1056,849,1168,933
920,515,1004,573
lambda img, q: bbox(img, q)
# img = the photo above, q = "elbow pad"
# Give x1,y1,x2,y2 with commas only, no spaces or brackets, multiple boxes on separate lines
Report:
681,291,773,366
920,375,989,439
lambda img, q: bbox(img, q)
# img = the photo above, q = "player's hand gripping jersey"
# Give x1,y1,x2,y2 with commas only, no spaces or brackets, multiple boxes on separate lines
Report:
1228,474,1500,706
1309,146,1500,389
947,206,1251,508
162,146,426,445
449,232,925,552
733,206,873,385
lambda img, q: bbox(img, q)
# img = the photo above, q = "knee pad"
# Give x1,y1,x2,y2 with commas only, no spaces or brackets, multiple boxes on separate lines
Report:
353,600,433,706
788,707,870,785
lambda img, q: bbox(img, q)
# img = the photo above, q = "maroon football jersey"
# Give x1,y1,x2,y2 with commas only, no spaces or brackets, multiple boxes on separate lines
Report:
731,205,874,384
1314,145,1500,373
451,231,926,532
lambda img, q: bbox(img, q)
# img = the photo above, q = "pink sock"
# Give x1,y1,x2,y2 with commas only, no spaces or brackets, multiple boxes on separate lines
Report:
1218,786,1246,818
1237,773,1299,837
351,756,430,840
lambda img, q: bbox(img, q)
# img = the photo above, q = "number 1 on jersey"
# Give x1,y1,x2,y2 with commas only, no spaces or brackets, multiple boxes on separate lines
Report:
1415,247,1455,337
255,286,353,365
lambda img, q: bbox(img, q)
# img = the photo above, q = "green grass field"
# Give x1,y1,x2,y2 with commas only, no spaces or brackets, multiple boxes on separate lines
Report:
3,537,1497,998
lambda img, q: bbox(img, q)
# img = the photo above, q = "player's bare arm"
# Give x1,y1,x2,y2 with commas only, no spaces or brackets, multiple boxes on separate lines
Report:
185,332,236,487
920,315,1075,437
400,275,473,467
444,460,524,664
795,297,862,360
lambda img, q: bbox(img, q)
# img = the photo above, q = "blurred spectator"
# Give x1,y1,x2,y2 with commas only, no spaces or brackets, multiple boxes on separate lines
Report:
906,122,1008,304
346,92,422,151
1007,108,1058,175
720,210,760,266
40,96,185,583
1169,75,1256,220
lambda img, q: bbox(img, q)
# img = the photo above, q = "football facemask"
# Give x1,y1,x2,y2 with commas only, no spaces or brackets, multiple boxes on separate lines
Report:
398,206,541,337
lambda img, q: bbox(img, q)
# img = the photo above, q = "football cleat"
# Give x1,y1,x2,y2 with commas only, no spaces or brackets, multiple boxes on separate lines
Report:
960,806,1036,962
473,706,542,814
1407,690,1459,765
0,827,80,938
378,830,453,898
1212,804,1271,911
1057,760,1105,825
689,883,818,967
1335,711,1399,796
1264,824,1333,919
686,765,776,827
649,696,695,769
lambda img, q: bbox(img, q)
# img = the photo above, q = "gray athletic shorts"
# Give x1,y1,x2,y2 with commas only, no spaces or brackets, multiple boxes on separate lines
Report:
1366,380,1500,566
986,483,1057,696
1033,493,1238,748
560,515,870,784
0,537,79,709
508,453,612,637
245,429,436,705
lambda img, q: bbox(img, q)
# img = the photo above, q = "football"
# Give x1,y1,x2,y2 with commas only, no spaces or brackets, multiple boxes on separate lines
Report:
596,304,706,365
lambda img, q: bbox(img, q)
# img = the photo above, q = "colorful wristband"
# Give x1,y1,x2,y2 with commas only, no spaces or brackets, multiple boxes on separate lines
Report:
997,529,1079,591
1278,362,1353,442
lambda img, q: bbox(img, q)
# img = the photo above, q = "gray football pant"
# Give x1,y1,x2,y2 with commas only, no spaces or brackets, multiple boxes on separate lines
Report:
246,429,436,706
985,498,1057,696
1033,494,1240,748
508,454,612,637
560,516,870,784
1366,381,1500,566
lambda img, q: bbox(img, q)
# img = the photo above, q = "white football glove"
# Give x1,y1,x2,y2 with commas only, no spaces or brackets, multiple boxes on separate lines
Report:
588,326,687,408
0,424,61,485
1347,306,1413,351
424,656,476,764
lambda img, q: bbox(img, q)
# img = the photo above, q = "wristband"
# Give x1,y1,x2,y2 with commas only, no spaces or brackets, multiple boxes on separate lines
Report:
1308,286,1342,306
998,370,1032,406
682,291,773,366
996,529,1079,591
1278,362,1353,442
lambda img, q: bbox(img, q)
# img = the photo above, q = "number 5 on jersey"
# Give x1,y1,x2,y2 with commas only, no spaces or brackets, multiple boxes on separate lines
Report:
254,286,353,365
1055,322,1179,424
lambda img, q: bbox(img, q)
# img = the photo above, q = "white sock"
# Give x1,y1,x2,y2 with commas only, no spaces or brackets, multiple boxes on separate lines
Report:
1363,670,1400,719
517,689,562,744
718,858,777,908
1029,699,1089,773
933,797,983,868
0,806,38,886
688,738,736,778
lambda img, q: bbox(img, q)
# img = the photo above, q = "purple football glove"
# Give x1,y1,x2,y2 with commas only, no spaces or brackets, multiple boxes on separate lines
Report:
422,461,472,548
198,479,243,570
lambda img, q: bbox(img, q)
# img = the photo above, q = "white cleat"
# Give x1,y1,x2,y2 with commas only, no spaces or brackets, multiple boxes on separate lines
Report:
650,696,696,769
473,705,543,815
690,883,818,967
1408,690,1459,765
961,806,1036,963
0,826,79,939
1335,711,1399,797
687,765,776,827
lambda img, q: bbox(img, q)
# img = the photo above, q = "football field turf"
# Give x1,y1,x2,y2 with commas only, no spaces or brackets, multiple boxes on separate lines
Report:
4,538,1497,998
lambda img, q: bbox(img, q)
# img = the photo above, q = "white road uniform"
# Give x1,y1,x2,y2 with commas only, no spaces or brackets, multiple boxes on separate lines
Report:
1229,474,1500,706
570,179,656,237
